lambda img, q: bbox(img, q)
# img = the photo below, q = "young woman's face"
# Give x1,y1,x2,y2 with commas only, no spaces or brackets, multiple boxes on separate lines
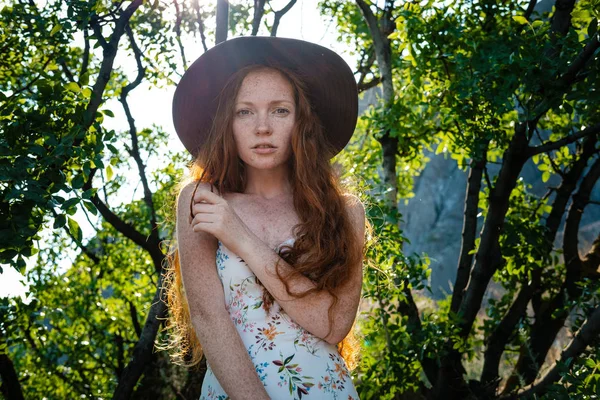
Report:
232,69,296,172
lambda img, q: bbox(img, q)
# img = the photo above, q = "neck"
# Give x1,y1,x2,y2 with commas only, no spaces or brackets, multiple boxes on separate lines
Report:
243,165,293,199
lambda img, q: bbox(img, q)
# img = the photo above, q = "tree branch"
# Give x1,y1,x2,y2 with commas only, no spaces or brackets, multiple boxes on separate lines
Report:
524,0,537,20
564,156,600,271
458,123,530,338
482,134,597,389
85,0,144,128
582,233,600,278
270,0,296,37
251,0,266,36
550,0,577,37
23,323,89,394
356,0,398,207
129,301,142,339
0,353,25,400
528,123,600,156
60,61,76,83
62,219,100,264
173,0,187,69
117,27,160,250
112,276,168,400
504,155,600,392
79,29,90,81
512,305,600,399
215,0,229,45
481,280,534,386
357,77,382,93
451,147,487,314
397,281,438,386
9,58,52,97
557,32,600,88
89,16,109,51
82,169,162,270
356,47,380,93
191,0,208,52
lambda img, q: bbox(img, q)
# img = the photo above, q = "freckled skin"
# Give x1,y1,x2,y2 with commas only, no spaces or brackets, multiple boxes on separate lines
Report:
225,192,300,249
227,69,300,246
232,69,296,173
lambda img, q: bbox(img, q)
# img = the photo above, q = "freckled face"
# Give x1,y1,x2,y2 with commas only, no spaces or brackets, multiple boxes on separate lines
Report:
232,69,296,172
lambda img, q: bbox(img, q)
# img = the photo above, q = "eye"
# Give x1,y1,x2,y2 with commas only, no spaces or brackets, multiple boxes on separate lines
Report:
274,108,290,114
236,109,251,116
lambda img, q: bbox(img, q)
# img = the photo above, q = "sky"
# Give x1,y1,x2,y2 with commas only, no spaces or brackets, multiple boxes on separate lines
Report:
1,0,359,299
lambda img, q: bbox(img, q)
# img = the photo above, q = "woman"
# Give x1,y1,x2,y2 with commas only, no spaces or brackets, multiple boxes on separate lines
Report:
165,36,366,400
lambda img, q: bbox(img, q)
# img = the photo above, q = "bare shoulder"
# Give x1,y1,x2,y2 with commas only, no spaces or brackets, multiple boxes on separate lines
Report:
178,180,216,202
177,181,217,243
342,193,365,224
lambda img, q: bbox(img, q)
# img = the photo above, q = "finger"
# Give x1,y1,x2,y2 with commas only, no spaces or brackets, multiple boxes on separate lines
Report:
192,212,217,226
192,203,216,216
193,187,223,205
192,220,216,233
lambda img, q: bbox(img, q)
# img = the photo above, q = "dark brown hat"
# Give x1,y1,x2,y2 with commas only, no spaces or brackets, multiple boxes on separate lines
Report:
172,36,358,158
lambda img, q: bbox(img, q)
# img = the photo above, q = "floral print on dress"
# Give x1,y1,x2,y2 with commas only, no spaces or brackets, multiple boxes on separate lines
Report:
293,328,322,356
274,352,315,399
201,238,360,399
205,383,229,400
227,276,263,333
216,242,230,274
316,353,351,399
253,317,284,355
255,361,270,384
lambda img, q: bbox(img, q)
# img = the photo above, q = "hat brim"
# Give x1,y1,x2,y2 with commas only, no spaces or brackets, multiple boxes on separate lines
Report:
172,36,358,158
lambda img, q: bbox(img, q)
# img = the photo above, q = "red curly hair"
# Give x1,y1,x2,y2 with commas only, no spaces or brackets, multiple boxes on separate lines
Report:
161,64,365,371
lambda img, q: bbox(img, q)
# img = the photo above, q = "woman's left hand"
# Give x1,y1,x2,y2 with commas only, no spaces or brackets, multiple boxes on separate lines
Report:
191,186,253,251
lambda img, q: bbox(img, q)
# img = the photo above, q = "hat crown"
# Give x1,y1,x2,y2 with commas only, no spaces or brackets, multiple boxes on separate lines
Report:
173,36,358,158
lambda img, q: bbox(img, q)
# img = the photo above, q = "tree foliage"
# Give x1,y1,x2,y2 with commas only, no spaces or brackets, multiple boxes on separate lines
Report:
1,0,600,399
324,0,600,398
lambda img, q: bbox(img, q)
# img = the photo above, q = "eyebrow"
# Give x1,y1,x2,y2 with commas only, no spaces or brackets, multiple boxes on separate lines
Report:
235,100,294,106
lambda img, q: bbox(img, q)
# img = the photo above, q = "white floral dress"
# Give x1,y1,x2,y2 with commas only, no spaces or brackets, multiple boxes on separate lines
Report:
200,239,360,400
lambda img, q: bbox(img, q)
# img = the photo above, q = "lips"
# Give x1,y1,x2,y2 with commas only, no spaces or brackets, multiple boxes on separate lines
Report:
252,143,278,154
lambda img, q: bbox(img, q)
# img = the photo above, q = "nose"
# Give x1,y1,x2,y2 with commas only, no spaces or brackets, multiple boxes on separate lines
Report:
255,112,272,135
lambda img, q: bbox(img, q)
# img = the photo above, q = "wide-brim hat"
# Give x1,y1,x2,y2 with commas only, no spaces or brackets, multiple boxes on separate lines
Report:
172,36,358,158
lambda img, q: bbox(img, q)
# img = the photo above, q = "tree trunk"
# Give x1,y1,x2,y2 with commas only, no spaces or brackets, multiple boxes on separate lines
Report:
0,353,25,400
355,0,398,208
112,274,168,400
215,0,229,44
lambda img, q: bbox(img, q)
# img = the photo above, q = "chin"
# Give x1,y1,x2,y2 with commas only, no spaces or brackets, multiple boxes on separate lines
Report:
241,158,287,171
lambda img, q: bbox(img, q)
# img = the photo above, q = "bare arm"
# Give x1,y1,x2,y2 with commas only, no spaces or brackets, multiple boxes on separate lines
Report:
235,195,366,344
191,187,366,344
177,182,270,400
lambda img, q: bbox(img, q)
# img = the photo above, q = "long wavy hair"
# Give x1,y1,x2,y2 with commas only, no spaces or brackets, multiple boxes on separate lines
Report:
161,64,365,371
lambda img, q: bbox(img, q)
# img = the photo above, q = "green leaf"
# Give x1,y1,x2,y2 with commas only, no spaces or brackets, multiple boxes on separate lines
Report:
542,171,550,182
588,18,598,38
106,165,114,181
103,109,115,117
83,200,97,216
585,358,596,369
65,82,81,92
72,174,85,189
513,15,528,25
67,217,82,243
53,213,67,229
50,23,62,36
62,197,79,211
16,255,26,274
